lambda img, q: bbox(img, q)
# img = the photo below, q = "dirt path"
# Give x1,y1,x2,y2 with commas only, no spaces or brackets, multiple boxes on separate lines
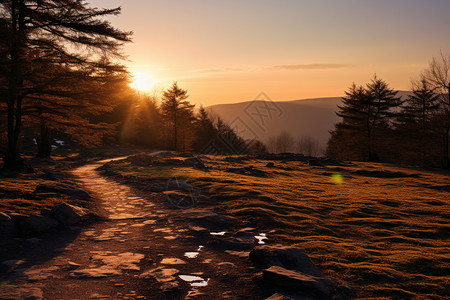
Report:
0,156,263,300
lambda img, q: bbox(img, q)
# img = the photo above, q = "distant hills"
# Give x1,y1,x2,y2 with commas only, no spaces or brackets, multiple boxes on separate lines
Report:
207,91,412,152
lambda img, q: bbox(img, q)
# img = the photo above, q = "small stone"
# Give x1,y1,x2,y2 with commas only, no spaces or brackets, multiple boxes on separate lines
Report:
51,203,88,225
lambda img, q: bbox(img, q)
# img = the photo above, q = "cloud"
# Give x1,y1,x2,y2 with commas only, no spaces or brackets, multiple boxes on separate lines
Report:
185,63,349,78
189,67,245,74
271,63,349,70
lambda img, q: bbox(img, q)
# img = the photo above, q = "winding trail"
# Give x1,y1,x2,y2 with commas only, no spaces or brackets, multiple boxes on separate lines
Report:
0,156,260,300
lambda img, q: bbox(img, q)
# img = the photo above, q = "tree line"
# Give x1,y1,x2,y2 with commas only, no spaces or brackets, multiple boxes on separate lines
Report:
122,82,267,155
327,52,450,168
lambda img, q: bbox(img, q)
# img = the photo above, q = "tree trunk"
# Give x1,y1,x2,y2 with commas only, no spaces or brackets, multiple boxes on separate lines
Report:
3,0,24,170
36,121,52,158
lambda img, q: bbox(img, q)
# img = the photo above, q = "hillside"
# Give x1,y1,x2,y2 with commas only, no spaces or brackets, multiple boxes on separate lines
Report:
207,91,412,153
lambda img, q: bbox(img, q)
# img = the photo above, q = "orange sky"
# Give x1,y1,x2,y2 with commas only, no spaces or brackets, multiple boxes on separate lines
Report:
90,0,450,106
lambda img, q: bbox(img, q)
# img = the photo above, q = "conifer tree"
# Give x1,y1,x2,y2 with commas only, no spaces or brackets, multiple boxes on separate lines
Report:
160,82,195,151
0,0,131,169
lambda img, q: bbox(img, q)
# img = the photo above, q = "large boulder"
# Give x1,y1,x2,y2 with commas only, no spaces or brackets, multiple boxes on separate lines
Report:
249,246,325,278
10,214,59,235
181,209,236,231
51,203,88,225
34,182,90,200
0,212,18,241
263,266,334,297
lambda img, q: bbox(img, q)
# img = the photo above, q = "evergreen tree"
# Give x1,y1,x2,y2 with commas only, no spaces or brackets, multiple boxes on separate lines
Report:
0,0,131,169
330,76,401,161
193,106,216,152
160,82,195,151
396,79,440,164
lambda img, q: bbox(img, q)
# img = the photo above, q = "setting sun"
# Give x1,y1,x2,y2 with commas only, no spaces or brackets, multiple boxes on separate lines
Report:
130,71,156,92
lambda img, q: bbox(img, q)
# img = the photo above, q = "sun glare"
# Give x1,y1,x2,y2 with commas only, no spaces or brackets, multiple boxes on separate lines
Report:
130,71,156,92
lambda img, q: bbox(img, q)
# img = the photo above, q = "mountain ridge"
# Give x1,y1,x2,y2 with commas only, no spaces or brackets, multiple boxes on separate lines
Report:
207,91,412,152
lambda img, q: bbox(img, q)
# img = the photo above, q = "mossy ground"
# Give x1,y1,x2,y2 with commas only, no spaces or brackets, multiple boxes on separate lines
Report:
108,155,450,299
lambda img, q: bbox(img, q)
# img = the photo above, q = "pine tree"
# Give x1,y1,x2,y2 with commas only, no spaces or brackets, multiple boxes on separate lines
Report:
160,82,195,151
397,79,440,164
0,0,131,169
330,76,401,161
193,106,216,152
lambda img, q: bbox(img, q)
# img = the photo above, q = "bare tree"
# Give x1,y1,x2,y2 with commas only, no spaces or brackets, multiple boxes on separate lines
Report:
297,135,320,156
267,136,277,153
275,130,294,153
423,51,450,168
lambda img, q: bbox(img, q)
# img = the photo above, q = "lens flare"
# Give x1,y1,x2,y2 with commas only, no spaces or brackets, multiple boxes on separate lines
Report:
330,173,344,185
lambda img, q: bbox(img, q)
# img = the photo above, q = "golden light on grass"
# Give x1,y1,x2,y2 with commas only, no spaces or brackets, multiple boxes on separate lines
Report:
130,71,156,92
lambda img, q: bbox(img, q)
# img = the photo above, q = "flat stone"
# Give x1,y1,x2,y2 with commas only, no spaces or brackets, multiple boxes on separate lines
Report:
160,257,186,265
249,246,325,278
0,212,18,241
0,284,43,300
263,266,334,297
181,209,236,230
265,293,296,300
140,267,179,282
70,266,122,278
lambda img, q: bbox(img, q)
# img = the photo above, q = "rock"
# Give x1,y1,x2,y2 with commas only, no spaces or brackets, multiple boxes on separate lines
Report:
333,285,355,300
263,266,334,297
181,209,236,231
187,225,210,239
34,182,90,200
249,246,325,278
10,214,59,235
265,162,275,168
183,157,208,170
209,235,257,250
0,212,18,241
224,156,244,164
149,183,165,192
224,166,268,177
51,203,88,225
309,158,346,167
140,267,179,283
70,266,122,278
179,152,194,158
265,293,296,300
38,171,66,181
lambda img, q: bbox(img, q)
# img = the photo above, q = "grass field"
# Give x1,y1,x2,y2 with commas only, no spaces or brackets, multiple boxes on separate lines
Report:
107,154,450,299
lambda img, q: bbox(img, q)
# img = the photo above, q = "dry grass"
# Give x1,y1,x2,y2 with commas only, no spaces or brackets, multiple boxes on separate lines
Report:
0,177,70,215
108,156,450,299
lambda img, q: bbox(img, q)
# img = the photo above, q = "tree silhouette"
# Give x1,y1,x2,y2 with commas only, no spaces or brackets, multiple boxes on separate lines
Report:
396,78,440,164
333,77,401,161
193,106,216,152
423,52,450,168
160,82,195,151
0,0,131,169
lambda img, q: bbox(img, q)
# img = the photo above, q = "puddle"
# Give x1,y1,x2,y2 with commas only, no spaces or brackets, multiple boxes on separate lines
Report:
254,233,268,244
178,275,209,287
184,252,199,259
210,231,226,236
184,245,204,259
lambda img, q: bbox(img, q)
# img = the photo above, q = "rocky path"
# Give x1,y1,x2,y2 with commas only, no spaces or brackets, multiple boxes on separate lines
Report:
0,156,262,299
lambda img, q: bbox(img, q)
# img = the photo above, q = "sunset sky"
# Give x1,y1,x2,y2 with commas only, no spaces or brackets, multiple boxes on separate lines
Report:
90,0,450,106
